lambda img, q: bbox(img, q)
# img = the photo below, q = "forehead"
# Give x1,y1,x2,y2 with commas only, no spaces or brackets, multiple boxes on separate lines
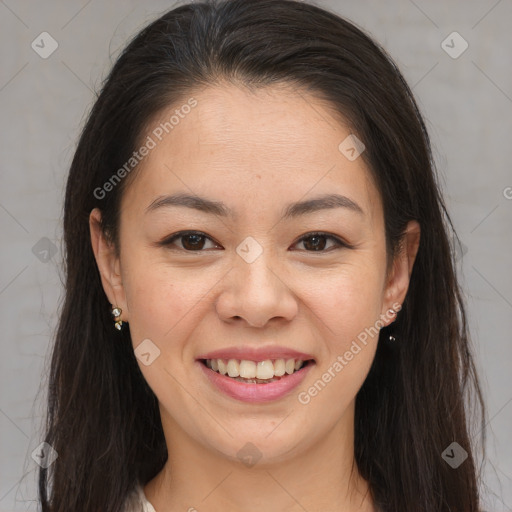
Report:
122,83,381,225
168,82,354,160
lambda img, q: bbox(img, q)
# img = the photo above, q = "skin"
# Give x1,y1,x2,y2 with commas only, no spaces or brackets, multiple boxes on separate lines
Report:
90,82,420,512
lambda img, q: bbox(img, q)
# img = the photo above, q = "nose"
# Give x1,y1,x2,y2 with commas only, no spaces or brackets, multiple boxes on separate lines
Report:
215,250,298,328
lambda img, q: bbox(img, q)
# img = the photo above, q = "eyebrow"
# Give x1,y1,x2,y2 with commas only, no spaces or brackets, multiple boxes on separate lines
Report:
145,192,364,219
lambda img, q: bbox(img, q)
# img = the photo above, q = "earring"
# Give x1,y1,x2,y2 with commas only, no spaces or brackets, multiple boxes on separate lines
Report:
387,308,397,318
387,304,402,321
387,305,401,342
111,305,123,330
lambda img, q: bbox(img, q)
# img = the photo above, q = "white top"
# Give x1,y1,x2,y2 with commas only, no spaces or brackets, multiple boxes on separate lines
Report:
124,482,157,512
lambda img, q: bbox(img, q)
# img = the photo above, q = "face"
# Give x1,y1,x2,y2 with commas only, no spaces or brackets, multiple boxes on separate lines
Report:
91,82,418,466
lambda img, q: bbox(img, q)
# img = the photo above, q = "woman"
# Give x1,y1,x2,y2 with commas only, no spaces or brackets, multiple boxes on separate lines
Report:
39,0,487,510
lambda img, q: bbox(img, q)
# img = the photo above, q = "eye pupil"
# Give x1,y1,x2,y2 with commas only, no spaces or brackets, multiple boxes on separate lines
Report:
182,234,205,250
303,234,327,251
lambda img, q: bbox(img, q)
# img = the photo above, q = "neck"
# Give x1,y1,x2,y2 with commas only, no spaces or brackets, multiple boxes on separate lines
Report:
144,400,376,512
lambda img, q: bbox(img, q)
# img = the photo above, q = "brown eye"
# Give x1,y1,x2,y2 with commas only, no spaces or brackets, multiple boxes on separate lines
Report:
180,233,207,250
160,231,220,251
293,232,346,252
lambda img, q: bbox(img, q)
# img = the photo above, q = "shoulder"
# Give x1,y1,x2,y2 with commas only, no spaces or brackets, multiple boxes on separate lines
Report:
123,482,157,512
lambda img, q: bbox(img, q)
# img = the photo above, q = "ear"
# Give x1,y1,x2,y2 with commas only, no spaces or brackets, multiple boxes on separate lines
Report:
89,208,129,321
381,220,420,323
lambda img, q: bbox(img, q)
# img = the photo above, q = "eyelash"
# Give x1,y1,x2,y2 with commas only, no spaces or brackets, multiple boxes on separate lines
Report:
158,230,351,253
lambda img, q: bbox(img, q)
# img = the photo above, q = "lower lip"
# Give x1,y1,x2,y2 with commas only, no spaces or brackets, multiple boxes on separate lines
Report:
197,360,314,403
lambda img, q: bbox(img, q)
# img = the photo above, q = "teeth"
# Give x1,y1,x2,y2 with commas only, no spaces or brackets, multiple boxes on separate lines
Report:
217,359,227,375
273,359,285,376
285,358,295,374
227,359,240,377
204,357,307,380
256,360,274,379
239,360,257,379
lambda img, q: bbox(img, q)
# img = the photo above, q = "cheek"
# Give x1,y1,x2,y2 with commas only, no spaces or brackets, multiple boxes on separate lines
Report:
295,267,383,419
120,248,218,353
306,261,386,343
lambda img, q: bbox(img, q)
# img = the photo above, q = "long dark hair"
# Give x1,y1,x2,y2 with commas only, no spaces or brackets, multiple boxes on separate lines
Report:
39,1,487,510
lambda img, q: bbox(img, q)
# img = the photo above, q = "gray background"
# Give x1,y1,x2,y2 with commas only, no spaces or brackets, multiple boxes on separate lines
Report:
0,0,511,510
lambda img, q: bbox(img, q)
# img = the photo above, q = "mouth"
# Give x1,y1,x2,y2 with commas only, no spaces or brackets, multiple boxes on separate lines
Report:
199,357,316,384
197,356,316,403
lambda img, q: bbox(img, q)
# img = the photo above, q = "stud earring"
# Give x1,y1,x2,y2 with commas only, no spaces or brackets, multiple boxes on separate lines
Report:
111,305,123,330
386,305,401,342
387,304,402,321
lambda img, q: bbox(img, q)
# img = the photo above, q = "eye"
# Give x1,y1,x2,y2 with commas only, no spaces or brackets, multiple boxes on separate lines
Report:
292,232,348,252
158,231,349,252
159,231,221,251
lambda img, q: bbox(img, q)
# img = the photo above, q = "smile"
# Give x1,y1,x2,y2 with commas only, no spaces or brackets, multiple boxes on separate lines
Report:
197,358,315,403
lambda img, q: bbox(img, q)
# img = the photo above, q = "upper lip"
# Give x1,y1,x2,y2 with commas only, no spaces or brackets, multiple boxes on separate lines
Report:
196,346,315,362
